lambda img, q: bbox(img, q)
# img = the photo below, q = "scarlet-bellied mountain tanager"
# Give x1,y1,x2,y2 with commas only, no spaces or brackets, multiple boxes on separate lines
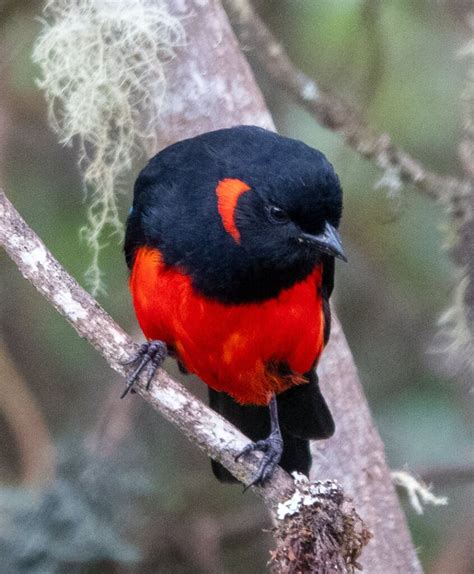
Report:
122,125,346,487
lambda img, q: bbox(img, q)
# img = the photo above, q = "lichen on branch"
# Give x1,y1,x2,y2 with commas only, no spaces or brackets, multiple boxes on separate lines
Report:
271,474,371,574
391,470,448,515
32,0,185,294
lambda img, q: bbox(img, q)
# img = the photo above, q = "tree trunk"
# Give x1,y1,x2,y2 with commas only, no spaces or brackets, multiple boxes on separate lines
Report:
158,1,421,572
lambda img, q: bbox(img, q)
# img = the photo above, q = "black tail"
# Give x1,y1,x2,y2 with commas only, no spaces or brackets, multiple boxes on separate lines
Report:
208,369,334,483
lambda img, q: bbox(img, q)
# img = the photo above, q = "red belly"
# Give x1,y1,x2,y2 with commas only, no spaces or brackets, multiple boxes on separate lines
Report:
130,247,325,405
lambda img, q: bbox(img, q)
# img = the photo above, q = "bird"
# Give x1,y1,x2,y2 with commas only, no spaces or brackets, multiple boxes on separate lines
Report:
122,125,346,487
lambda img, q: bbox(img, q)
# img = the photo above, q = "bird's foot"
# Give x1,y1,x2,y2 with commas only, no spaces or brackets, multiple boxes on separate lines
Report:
120,340,167,398
236,432,284,490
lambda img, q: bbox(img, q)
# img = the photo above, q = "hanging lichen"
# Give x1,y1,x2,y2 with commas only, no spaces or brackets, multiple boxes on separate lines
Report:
32,0,185,294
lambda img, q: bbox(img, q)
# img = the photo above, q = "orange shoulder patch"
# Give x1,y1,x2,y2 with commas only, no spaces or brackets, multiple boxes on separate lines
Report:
215,178,251,243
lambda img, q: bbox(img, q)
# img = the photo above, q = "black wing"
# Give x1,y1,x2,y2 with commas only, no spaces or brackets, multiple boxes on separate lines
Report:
208,387,312,483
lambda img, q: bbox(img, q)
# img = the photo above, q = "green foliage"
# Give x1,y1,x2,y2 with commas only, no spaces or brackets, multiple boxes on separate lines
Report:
0,442,150,572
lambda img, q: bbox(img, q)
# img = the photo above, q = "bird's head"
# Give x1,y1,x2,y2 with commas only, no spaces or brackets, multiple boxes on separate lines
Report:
213,127,346,272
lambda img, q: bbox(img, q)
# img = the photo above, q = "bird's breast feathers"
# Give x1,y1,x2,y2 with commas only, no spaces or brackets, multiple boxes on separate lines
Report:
130,246,325,405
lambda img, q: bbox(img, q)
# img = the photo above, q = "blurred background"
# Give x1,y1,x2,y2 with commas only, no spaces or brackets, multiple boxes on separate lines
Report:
0,1,472,572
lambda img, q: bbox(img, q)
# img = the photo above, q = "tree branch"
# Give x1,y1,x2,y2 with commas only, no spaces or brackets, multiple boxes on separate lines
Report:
223,0,472,204
225,0,474,378
0,188,295,510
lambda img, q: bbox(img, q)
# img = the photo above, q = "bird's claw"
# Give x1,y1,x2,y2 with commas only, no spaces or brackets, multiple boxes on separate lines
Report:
236,433,284,491
120,340,167,399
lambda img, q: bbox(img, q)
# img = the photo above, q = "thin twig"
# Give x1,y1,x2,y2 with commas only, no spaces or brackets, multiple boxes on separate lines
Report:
223,0,472,204
224,0,474,381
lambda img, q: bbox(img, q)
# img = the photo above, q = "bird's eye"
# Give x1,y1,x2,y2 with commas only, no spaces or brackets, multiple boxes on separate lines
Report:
267,205,289,224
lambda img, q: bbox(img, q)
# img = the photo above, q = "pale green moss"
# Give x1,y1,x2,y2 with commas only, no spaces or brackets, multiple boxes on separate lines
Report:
33,0,185,294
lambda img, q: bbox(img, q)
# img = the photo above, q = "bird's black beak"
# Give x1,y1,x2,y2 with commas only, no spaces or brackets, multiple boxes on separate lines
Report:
299,222,347,262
